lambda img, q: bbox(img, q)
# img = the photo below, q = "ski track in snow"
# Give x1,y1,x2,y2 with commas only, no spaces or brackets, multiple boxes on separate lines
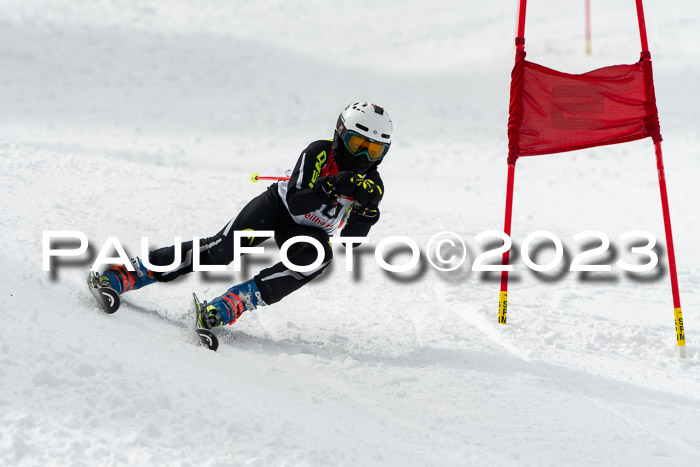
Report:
2,0,700,465
439,283,700,460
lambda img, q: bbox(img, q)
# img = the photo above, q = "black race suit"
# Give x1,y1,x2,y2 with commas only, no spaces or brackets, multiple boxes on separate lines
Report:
148,140,383,305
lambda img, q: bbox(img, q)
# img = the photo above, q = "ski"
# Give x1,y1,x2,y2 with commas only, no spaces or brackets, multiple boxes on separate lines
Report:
193,293,219,351
87,271,120,314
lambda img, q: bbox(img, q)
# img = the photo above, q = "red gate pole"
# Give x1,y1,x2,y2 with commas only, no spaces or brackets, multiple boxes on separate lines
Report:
499,0,528,325
585,0,592,55
499,162,516,324
654,141,686,357
635,0,649,52
635,0,686,356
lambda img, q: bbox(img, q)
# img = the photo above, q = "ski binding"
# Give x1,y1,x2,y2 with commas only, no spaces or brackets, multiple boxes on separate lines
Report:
193,293,219,351
87,271,120,314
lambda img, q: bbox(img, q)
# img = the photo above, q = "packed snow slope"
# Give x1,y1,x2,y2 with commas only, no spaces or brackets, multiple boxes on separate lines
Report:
2,1,700,465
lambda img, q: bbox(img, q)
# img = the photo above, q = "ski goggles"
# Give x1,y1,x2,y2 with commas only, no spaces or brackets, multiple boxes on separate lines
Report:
342,132,390,161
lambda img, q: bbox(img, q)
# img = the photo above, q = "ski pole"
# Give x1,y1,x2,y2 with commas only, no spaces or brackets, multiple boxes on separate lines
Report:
250,173,290,183
250,172,356,202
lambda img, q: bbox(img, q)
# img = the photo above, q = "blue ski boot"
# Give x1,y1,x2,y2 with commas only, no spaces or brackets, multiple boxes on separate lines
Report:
101,257,157,295
197,279,264,329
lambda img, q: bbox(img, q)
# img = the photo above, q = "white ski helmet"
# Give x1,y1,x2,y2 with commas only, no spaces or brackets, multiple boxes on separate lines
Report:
334,102,392,172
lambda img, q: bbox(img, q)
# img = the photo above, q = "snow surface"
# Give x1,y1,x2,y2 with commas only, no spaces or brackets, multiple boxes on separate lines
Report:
1,0,700,465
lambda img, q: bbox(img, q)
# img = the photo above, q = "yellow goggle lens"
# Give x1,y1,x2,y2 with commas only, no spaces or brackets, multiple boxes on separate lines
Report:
345,134,388,161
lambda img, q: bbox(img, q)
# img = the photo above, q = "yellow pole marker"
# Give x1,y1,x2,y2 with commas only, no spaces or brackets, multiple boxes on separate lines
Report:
251,173,260,183
498,291,508,325
675,307,686,357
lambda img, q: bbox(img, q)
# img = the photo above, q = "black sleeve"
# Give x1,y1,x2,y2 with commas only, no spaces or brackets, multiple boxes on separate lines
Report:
341,210,380,237
341,168,383,238
286,141,335,216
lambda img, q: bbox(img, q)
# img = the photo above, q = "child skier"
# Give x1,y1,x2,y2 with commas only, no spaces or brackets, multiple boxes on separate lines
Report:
90,102,392,331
